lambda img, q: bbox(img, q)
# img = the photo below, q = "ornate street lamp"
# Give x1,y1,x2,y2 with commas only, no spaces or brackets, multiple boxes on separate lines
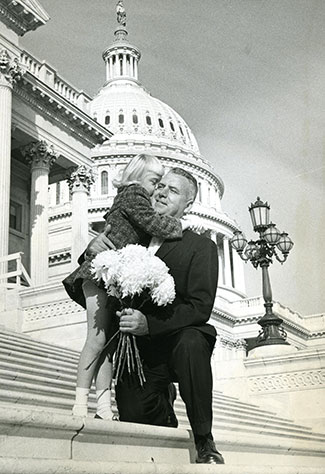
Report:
230,197,294,349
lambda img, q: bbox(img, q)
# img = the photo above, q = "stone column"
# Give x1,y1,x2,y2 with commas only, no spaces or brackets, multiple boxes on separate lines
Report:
22,141,58,286
115,54,119,75
0,50,24,275
232,249,246,293
223,236,232,287
122,54,127,75
210,231,217,244
130,56,134,76
67,165,94,270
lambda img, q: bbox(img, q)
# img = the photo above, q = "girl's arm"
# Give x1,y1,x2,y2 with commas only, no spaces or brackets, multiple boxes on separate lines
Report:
123,185,183,239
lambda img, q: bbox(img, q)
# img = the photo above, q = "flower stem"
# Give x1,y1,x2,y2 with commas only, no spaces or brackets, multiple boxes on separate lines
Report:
85,329,120,370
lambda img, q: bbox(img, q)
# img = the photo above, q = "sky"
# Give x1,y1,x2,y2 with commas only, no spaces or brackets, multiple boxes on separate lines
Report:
20,0,325,316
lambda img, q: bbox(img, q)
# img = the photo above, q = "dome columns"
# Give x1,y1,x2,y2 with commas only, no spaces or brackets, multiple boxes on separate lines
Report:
102,45,140,82
223,236,233,288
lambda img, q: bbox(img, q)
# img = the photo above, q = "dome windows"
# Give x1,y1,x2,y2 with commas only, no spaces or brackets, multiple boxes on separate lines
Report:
146,115,152,126
105,114,110,125
132,113,138,124
169,121,175,132
118,113,124,124
179,125,184,136
158,118,164,128
101,171,108,195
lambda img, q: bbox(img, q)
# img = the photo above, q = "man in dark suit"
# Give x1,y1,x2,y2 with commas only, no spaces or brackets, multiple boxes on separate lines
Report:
87,167,224,465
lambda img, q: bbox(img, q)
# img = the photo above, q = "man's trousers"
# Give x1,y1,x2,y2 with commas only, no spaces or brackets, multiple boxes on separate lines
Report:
115,327,216,436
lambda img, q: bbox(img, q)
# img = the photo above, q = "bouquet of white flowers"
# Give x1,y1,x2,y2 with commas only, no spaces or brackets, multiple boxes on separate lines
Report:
91,244,176,385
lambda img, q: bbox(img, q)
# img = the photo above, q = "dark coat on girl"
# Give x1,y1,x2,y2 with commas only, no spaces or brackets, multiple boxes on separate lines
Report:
63,183,182,308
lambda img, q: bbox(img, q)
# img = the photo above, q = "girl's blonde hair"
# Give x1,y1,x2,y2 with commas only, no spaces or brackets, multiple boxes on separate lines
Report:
113,154,164,189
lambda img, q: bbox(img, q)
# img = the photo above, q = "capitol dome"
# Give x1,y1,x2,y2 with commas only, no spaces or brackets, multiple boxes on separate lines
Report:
90,79,200,155
89,24,203,160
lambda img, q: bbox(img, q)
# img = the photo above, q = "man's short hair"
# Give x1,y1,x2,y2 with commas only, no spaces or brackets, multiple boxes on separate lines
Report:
169,167,198,200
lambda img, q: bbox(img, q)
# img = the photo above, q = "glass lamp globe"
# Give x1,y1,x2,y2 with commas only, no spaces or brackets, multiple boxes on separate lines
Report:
276,233,294,254
249,197,270,232
230,231,247,252
263,223,281,245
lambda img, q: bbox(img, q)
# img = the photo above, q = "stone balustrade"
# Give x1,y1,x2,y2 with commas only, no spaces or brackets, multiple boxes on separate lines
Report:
20,50,91,111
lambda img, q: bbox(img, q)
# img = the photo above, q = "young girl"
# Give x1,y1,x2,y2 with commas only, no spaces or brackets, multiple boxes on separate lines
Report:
64,154,188,419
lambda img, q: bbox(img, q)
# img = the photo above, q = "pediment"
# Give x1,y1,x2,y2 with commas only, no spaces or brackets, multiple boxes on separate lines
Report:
0,0,50,36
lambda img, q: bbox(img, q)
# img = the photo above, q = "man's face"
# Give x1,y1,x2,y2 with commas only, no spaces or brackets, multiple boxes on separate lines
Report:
153,172,194,218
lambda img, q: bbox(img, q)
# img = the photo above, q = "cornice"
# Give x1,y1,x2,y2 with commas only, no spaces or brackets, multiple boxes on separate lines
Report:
0,0,49,36
89,206,108,215
49,250,70,265
92,151,225,197
49,211,71,222
161,155,224,197
189,210,240,233
13,72,112,147
211,307,323,341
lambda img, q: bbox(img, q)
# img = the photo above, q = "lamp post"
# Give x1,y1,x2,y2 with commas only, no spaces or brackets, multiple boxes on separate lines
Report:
230,197,294,349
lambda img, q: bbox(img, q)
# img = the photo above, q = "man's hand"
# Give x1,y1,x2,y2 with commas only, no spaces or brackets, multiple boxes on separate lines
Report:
86,224,116,258
117,308,149,336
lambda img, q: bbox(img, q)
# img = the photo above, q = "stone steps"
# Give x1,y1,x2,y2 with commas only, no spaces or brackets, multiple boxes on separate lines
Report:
0,328,79,356
0,331,323,440
1,368,320,440
0,405,324,471
1,328,325,471
0,458,324,474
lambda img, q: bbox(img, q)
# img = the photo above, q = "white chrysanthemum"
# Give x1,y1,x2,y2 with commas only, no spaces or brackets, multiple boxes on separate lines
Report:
91,249,121,284
145,257,170,286
151,275,176,306
91,244,175,306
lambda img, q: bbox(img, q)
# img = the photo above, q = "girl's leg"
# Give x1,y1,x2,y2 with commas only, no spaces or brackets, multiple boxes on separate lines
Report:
72,280,113,418
93,351,115,419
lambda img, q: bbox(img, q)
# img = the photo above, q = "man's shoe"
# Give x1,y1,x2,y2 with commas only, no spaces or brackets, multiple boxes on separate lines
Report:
196,438,225,464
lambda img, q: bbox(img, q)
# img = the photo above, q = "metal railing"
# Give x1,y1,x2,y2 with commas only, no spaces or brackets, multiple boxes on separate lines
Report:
0,253,32,288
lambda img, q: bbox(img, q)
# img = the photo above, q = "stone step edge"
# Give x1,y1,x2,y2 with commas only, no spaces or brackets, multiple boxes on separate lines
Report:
1,331,286,415
0,380,314,436
0,357,291,419
0,458,324,474
1,405,325,454
0,399,324,446
0,353,77,373
0,370,306,429
0,340,79,364
0,376,312,434
0,348,77,369
0,333,299,419
0,330,79,357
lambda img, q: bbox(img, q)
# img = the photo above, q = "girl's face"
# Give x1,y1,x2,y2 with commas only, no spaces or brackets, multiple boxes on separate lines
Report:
140,168,163,196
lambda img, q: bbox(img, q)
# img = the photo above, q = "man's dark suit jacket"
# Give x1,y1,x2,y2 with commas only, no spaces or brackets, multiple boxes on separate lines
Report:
143,229,218,341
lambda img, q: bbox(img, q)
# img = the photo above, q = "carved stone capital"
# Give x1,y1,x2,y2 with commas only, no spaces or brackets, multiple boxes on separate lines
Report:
22,140,58,171
234,339,248,350
67,165,95,194
0,49,24,87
